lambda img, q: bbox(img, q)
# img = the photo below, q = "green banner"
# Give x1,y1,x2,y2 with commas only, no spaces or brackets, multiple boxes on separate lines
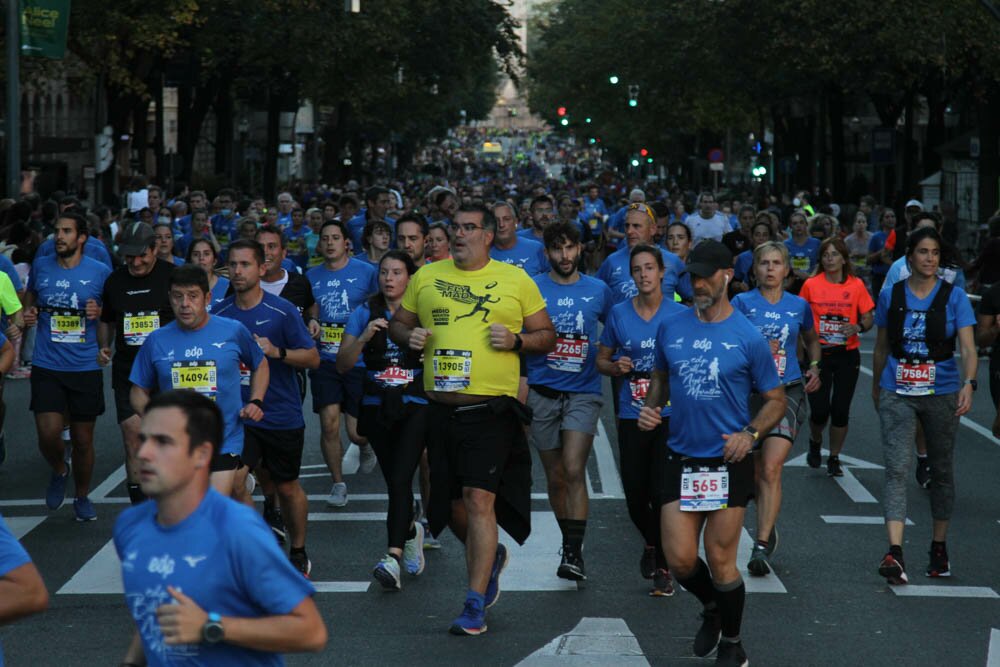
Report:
19,0,71,60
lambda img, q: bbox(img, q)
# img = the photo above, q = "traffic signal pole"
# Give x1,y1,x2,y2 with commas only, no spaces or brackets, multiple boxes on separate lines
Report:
6,0,20,197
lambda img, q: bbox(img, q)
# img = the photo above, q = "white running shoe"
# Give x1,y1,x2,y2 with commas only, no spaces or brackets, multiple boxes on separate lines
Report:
358,444,378,474
326,482,348,508
403,522,426,575
373,554,401,590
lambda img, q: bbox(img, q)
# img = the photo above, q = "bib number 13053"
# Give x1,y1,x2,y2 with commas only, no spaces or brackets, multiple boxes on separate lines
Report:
680,465,729,512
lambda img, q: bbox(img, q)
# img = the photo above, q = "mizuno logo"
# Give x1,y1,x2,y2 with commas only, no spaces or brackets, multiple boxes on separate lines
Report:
183,555,207,568
721,342,738,350
211,342,226,349
79,280,91,285
580,296,594,302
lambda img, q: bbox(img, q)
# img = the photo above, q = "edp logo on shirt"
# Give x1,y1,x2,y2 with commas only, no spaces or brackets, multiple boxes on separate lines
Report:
693,338,712,351
147,554,176,579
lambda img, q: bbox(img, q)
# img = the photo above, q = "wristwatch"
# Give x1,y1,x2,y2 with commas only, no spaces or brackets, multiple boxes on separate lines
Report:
202,612,224,644
279,346,287,360
963,379,978,391
742,426,760,442
512,334,523,351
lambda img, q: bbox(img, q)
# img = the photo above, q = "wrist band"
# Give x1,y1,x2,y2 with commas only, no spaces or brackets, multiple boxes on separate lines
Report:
249,398,264,409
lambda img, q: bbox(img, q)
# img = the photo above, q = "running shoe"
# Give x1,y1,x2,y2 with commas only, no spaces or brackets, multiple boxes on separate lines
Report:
826,455,843,477
650,568,675,596
403,522,426,575
290,550,312,578
326,482,348,508
693,607,722,657
263,500,287,545
422,519,441,550
45,470,69,510
557,547,586,581
715,640,749,667
915,458,931,489
878,551,908,585
807,439,822,468
640,545,656,579
73,497,97,522
5,365,30,380
449,596,487,636
63,437,73,467
484,543,508,608
358,444,378,474
0,431,6,465
747,543,771,576
766,525,779,557
373,554,401,590
926,544,950,578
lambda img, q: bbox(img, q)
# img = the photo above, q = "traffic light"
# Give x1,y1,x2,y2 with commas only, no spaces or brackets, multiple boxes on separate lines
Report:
630,158,639,167
557,106,567,117
585,117,592,124
646,157,653,164
640,148,648,157
609,75,620,85
560,118,569,126
752,165,768,177
628,84,639,108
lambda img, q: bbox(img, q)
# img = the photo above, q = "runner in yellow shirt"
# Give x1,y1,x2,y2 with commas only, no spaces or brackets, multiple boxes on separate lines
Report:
390,203,554,636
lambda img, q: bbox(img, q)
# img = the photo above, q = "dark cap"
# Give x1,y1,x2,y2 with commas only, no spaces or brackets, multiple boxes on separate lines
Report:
682,240,733,278
118,221,156,256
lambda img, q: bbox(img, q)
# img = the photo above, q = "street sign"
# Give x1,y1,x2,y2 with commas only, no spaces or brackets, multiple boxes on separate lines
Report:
707,147,724,163
709,162,724,172
19,0,71,60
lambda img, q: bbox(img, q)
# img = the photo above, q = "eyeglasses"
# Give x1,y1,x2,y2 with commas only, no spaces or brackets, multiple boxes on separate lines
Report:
448,223,485,235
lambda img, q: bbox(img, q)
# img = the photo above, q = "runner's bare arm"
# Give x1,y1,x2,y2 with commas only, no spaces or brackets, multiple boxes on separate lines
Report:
389,306,429,351
130,385,151,417
871,326,889,410
637,369,669,432
516,309,556,353
0,560,48,624
121,631,146,666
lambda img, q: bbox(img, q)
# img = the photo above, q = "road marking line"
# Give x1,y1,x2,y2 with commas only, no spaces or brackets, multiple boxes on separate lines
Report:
785,450,883,469
312,582,371,593
6,516,46,539
517,617,649,666
988,628,1000,667
821,515,913,526
860,364,1000,447
500,511,578,592
89,464,127,500
835,467,878,503
309,512,387,521
58,539,123,595
593,419,624,499
695,529,787,593
890,585,999,599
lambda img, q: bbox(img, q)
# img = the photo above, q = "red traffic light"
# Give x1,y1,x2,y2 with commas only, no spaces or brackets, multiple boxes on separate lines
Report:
640,148,649,157
557,106,567,117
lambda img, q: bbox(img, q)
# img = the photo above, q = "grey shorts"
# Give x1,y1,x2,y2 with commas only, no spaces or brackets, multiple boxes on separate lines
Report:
750,381,806,444
526,388,603,451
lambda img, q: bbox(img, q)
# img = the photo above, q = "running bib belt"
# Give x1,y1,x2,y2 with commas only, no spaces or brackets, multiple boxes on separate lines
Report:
680,464,729,512
547,333,588,373
374,366,414,387
50,311,85,343
171,360,218,400
123,311,160,346
239,361,251,386
819,314,848,345
773,349,787,379
895,359,935,396
320,322,345,355
432,349,472,391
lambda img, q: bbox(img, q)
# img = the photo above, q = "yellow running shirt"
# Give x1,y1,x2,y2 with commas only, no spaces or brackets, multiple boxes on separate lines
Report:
401,258,546,397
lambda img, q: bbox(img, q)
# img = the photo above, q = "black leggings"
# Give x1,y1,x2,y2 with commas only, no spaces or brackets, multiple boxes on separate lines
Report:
363,403,427,550
808,347,860,429
617,418,668,567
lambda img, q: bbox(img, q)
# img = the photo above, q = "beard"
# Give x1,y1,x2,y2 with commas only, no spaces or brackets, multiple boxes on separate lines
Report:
550,257,578,278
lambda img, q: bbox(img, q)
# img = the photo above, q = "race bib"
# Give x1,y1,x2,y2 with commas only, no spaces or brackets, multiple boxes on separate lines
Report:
547,332,588,373
772,349,787,379
587,217,600,231
852,256,867,269
123,311,160,346
895,359,935,396
791,255,810,272
287,238,305,255
374,366,415,387
628,375,650,404
320,322,345,355
239,361,251,387
818,314,849,346
680,465,729,512
170,360,217,400
50,311,85,344
432,349,472,392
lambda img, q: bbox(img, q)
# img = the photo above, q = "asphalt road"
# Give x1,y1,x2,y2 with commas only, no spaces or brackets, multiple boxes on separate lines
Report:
1,333,999,666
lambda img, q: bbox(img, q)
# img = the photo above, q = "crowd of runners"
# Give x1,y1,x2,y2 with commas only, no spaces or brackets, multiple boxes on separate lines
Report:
0,142,996,665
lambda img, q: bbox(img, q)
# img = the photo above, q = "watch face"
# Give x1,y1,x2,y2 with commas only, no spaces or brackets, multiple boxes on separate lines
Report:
203,621,224,643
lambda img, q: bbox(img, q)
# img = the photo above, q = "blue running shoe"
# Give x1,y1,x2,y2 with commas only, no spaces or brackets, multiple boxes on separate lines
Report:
73,497,97,522
46,471,69,510
484,543,509,608
449,595,487,636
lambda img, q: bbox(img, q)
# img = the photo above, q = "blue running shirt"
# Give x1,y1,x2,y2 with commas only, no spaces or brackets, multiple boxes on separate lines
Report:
129,317,265,456
784,237,821,275
307,260,378,363
114,490,315,667
490,237,549,276
28,255,111,371
0,515,31,667
527,274,613,395
654,308,781,458
597,245,682,304
600,298,686,418
731,289,814,385
214,292,316,429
